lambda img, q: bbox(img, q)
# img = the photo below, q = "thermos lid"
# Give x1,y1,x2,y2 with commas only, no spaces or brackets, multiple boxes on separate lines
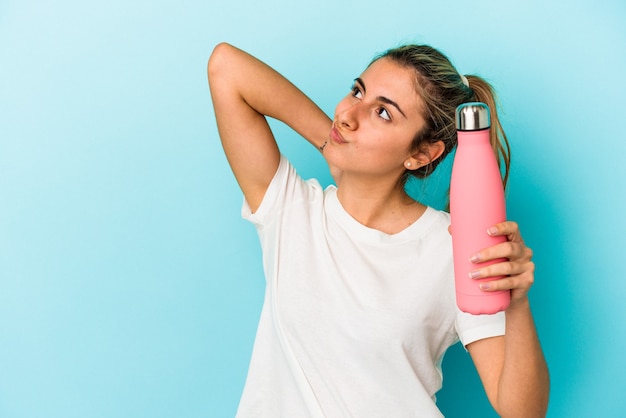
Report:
455,102,491,131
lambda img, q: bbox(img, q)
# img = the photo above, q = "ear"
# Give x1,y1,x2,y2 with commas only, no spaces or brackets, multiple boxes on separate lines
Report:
404,140,445,170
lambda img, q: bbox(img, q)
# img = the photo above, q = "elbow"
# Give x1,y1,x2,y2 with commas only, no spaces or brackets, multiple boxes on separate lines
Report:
207,42,235,83
496,378,550,418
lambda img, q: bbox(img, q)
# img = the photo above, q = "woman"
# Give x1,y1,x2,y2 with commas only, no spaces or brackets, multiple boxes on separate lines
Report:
208,42,549,417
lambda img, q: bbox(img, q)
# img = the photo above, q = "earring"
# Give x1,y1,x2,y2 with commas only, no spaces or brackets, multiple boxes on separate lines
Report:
406,162,412,168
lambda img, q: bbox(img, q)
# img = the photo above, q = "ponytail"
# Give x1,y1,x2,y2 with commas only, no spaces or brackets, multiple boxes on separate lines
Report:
466,76,511,190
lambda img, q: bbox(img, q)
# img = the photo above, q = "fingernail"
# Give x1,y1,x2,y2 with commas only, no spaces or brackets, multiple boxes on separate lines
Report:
479,282,491,290
487,227,498,236
468,270,480,279
469,254,481,263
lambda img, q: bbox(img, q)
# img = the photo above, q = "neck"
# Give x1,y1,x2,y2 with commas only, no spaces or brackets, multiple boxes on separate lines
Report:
335,173,425,234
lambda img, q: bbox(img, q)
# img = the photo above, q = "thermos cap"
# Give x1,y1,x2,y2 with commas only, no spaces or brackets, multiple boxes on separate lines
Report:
455,102,491,131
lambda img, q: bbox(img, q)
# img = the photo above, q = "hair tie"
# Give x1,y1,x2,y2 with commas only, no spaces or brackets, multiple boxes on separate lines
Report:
460,74,469,88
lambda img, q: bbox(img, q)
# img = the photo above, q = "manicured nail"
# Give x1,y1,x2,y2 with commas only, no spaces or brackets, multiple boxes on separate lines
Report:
487,227,498,236
468,270,480,279
469,254,481,263
479,282,491,290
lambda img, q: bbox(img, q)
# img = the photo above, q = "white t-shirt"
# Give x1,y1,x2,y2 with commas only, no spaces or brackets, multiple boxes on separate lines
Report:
236,156,504,418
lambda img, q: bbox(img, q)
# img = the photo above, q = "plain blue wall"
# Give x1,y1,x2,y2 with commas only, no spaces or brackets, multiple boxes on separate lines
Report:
1,0,624,417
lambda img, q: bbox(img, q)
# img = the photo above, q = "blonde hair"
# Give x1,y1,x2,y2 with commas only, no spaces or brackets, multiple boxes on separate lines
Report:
375,45,511,189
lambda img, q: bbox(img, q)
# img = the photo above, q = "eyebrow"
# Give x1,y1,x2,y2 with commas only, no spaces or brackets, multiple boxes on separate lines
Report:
354,77,407,119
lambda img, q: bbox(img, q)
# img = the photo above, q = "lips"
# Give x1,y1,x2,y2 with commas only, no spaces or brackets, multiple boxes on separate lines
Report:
330,126,347,144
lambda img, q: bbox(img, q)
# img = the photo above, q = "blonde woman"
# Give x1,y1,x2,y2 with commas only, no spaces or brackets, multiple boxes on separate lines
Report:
208,42,549,417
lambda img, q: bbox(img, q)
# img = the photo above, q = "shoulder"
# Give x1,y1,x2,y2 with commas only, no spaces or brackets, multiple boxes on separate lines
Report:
421,207,451,241
243,155,324,223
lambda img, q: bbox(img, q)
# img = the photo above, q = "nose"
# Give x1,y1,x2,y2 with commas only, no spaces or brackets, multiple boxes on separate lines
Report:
336,101,359,131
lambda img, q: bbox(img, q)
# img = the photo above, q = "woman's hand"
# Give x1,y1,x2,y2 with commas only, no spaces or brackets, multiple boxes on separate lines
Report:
467,221,535,308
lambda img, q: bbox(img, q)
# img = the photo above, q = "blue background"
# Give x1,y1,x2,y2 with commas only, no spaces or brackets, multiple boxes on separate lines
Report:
1,0,624,417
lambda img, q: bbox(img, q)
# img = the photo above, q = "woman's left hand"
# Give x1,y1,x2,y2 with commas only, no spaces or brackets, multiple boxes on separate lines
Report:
468,221,535,307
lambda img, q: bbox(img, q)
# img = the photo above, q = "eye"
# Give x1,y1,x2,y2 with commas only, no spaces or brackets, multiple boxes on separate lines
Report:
351,85,363,99
377,107,391,121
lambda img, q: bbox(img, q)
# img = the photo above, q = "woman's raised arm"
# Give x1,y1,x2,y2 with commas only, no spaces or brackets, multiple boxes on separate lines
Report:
207,43,332,212
466,221,550,417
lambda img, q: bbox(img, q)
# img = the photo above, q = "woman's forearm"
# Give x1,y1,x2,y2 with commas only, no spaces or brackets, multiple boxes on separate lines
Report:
466,222,549,417
497,299,550,417
208,43,333,210
209,42,331,149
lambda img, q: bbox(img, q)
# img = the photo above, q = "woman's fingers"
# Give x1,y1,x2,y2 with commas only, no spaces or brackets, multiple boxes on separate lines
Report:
466,220,535,299
470,240,530,265
470,260,535,291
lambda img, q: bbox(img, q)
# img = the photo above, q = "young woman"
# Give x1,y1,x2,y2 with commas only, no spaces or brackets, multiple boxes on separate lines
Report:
208,42,549,417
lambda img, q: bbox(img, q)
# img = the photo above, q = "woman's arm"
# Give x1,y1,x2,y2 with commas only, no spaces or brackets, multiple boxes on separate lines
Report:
466,222,550,417
207,43,332,212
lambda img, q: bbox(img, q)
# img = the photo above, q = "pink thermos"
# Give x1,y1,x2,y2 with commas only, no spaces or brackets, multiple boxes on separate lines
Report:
450,102,510,315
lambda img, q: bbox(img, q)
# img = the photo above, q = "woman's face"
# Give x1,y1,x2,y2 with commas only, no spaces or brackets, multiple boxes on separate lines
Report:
325,57,427,179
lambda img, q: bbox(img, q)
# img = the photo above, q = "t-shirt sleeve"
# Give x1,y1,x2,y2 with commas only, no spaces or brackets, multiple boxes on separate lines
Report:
455,310,505,347
241,155,320,227
241,155,288,225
